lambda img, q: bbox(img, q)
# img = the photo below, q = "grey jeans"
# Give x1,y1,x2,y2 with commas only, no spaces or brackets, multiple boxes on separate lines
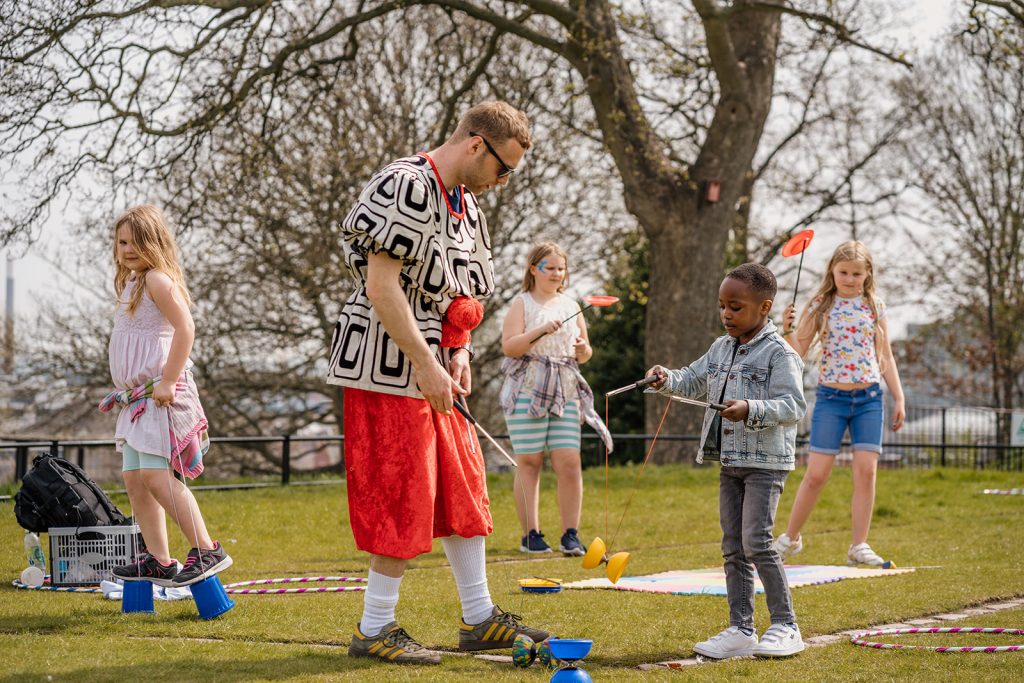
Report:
719,466,796,629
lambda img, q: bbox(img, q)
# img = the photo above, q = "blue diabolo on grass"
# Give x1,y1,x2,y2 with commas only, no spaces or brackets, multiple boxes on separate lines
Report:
121,580,155,614
191,575,235,619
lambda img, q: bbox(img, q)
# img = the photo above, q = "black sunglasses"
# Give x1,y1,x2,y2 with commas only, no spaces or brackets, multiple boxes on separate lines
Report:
469,130,515,178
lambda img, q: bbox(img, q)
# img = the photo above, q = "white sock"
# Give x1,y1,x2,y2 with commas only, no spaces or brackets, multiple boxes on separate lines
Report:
360,570,402,637
442,535,494,625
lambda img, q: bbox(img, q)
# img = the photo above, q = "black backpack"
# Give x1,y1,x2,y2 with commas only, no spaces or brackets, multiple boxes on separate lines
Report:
14,452,129,532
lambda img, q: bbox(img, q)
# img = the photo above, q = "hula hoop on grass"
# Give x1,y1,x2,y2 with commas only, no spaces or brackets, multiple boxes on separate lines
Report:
222,576,367,595
851,627,1024,652
11,579,101,593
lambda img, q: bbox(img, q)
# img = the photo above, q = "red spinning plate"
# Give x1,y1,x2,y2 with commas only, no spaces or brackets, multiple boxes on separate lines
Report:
781,229,814,257
584,295,620,306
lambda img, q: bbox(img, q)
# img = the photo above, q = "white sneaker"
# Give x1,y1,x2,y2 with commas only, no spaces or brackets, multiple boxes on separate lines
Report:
753,623,805,657
693,626,757,659
772,533,803,560
847,543,893,568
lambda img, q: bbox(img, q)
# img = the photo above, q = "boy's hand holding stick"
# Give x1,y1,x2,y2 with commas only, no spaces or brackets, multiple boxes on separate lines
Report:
606,372,726,411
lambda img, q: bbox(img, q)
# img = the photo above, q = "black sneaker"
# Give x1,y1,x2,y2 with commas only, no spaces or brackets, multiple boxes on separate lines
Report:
112,552,178,587
558,528,586,557
170,541,233,587
520,529,552,553
458,605,550,651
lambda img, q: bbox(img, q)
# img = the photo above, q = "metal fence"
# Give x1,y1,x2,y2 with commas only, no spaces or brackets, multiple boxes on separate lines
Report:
1,404,1021,489
0,435,346,489
881,404,1023,470
578,404,1024,471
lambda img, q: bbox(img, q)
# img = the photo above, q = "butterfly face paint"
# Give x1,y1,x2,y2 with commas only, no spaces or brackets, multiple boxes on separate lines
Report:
530,253,568,294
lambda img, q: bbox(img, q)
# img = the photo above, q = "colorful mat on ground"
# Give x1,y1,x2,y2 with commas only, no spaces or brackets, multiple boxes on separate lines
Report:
563,564,915,595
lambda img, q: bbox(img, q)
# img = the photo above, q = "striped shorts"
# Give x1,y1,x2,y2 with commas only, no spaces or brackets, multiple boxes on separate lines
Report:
504,397,581,454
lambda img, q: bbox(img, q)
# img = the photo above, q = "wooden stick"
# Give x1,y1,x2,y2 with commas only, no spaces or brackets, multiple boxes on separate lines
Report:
452,400,518,467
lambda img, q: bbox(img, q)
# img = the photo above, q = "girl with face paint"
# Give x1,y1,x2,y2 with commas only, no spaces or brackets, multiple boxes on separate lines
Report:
499,242,610,556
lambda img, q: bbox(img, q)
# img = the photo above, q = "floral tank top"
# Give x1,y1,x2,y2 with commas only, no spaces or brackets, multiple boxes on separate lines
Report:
818,295,886,384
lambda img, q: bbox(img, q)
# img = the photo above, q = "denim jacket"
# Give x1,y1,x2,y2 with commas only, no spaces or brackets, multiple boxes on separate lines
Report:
653,320,806,470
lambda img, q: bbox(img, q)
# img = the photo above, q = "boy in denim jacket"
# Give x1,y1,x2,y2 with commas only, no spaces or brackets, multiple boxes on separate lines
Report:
647,263,806,659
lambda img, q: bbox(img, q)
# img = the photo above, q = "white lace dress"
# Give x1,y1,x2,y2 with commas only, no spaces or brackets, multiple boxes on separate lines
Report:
519,292,580,398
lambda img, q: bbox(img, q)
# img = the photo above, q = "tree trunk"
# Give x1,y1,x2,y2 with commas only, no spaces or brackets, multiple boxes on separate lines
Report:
643,201,729,462
563,1,782,461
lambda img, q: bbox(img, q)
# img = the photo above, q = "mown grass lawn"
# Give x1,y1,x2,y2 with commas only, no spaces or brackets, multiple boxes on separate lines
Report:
1,464,1022,681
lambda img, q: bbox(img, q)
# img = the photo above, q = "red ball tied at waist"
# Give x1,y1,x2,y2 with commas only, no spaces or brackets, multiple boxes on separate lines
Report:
441,296,484,347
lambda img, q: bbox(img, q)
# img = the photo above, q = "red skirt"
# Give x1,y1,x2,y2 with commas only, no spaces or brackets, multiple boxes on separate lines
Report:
343,387,492,559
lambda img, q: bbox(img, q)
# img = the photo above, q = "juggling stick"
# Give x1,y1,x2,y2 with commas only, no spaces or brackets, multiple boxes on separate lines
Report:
11,579,100,593
782,229,815,307
453,399,518,467
528,295,619,343
223,576,367,594
605,375,659,397
668,395,727,411
606,376,725,410
592,378,726,584
580,398,676,585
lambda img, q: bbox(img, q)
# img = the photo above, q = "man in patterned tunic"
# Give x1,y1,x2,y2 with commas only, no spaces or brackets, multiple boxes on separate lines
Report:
327,101,549,664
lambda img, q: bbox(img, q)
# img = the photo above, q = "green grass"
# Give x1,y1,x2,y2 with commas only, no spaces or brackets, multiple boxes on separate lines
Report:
1,464,1023,681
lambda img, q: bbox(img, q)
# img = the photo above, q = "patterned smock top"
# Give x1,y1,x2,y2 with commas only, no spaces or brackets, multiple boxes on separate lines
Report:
326,154,493,398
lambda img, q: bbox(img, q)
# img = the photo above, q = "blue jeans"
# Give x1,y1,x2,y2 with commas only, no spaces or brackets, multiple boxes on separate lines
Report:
809,384,884,454
720,466,795,629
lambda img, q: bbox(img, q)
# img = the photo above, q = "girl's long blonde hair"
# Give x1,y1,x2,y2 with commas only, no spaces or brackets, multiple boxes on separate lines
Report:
113,205,192,315
800,240,886,371
521,242,569,293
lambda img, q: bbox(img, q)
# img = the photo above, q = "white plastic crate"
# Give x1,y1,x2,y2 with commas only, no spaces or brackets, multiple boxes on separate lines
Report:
48,524,140,587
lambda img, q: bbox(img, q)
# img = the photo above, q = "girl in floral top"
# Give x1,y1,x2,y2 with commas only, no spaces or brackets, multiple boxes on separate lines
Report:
773,241,905,567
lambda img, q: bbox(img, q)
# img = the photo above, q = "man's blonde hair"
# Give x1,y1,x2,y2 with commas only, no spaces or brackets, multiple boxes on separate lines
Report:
454,101,532,149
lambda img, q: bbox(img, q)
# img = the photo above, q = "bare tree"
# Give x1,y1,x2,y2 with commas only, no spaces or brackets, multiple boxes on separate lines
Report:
10,7,632,474
892,21,1024,425
1,1,909,461
167,10,631,463
970,0,1024,27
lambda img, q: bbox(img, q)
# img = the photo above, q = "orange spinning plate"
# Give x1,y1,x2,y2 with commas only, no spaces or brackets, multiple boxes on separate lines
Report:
583,295,619,307
781,229,814,257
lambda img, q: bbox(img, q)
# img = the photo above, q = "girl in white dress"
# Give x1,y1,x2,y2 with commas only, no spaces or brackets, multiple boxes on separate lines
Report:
104,205,231,588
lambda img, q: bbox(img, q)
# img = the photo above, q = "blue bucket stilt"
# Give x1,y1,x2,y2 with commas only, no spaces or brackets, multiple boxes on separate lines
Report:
191,575,235,619
121,580,156,614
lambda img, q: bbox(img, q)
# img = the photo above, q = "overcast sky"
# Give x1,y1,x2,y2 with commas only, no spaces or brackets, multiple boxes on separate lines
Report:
3,0,958,339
